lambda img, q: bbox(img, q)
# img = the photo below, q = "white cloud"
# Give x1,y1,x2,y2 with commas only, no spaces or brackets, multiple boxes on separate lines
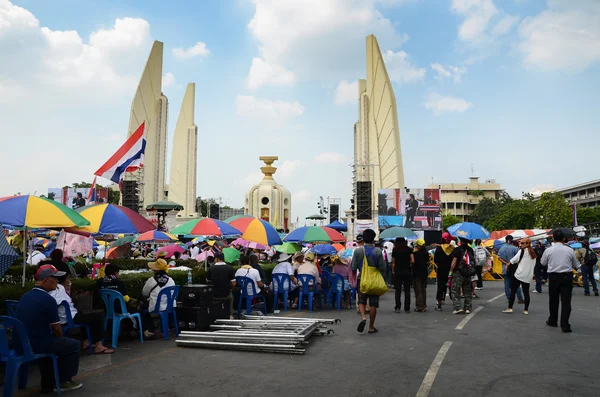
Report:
246,0,407,88
173,41,210,60
247,57,295,90
451,0,518,45
278,160,306,181
431,63,467,83
292,189,312,204
491,15,520,36
334,80,358,105
162,72,175,88
518,1,600,72
315,152,348,164
243,171,264,187
423,93,473,116
235,95,304,128
383,50,426,83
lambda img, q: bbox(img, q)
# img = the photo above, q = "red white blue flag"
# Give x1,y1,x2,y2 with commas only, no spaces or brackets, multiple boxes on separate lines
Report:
94,122,146,184
87,176,97,203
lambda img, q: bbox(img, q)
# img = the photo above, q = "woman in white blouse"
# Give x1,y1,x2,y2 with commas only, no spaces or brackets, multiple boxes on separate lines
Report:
503,238,536,315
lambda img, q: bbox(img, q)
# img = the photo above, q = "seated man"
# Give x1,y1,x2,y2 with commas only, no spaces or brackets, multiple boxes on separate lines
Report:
272,253,298,308
141,257,176,339
15,265,83,392
27,242,47,265
249,254,267,282
207,251,236,314
49,266,113,354
298,252,321,289
234,259,274,312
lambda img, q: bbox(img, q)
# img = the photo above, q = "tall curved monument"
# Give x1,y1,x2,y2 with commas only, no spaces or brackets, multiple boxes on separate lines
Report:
168,83,198,218
125,40,168,210
353,35,405,232
245,157,292,232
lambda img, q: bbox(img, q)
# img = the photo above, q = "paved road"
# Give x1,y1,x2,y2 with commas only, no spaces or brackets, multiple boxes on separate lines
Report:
15,281,600,397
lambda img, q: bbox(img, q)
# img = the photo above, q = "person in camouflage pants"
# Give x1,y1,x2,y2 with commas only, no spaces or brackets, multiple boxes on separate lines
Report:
449,238,475,314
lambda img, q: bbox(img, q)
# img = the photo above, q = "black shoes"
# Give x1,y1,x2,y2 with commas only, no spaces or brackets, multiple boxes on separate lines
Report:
546,320,558,327
561,327,572,333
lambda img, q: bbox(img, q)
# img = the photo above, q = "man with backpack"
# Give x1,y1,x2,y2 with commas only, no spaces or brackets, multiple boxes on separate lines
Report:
576,240,599,296
449,237,476,314
473,239,491,290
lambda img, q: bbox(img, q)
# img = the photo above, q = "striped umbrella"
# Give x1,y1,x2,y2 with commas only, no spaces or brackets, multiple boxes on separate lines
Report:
0,195,90,228
171,218,241,236
76,204,155,235
241,218,282,246
0,233,19,278
283,226,346,243
224,214,254,228
136,230,178,243
489,229,549,240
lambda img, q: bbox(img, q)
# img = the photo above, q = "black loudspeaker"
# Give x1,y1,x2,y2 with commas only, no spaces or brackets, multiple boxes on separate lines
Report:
377,193,388,215
176,306,212,331
210,299,231,321
121,180,140,213
209,204,220,219
356,181,372,220
424,230,442,246
329,204,340,223
179,284,214,307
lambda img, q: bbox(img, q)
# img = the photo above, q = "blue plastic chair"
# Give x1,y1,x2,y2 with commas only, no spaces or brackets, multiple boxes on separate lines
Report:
297,274,322,313
321,270,331,299
235,276,267,316
58,301,93,354
98,289,143,349
149,286,180,340
271,273,291,312
0,316,61,397
327,273,345,311
5,300,18,317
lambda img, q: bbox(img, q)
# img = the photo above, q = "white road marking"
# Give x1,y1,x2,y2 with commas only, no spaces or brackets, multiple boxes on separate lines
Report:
416,341,453,397
455,306,483,330
486,293,505,303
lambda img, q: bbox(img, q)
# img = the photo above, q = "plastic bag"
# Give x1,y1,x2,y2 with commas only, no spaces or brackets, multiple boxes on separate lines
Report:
359,254,387,296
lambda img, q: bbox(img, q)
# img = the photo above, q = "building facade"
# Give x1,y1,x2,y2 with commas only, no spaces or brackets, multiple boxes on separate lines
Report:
428,177,503,222
245,157,292,232
553,180,600,208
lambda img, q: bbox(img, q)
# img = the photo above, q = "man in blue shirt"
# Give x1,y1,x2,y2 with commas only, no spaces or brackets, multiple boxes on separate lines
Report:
498,235,523,302
16,265,83,393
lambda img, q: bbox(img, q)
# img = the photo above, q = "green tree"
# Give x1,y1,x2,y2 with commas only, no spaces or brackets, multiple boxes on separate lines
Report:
107,188,120,204
72,181,93,188
577,205,600,225
535,192,571,228
469,197,501,226
442,212,462,230
195,197,208,217
485,199,537,231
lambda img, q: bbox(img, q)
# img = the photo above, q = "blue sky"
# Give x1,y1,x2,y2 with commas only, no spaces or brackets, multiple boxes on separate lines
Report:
1,0,599,223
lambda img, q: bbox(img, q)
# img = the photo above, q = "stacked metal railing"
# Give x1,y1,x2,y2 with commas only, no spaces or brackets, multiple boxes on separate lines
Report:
176,315,341,355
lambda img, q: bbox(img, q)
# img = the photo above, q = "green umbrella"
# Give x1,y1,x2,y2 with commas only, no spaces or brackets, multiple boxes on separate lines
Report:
379,227,417,240
274,242,302,254
110,236,136,248
222,247,241,264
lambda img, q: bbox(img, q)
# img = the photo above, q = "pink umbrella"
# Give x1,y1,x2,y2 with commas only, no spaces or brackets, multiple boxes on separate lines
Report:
196,251,214,261
248,241,269,250
347,242,358,248
156,244,185,259
231,238,249,247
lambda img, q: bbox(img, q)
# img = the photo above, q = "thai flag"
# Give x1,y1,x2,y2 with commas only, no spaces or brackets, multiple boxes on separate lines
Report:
573,203,578,227
87,176,97,203
94,122,146,184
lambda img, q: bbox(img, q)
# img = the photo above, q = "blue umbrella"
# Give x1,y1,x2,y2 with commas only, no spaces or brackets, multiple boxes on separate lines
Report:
447,222,491,240
312,244,338,255
569,242,582,249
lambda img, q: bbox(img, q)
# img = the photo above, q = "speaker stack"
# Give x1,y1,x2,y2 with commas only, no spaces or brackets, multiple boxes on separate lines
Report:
176,284,231,331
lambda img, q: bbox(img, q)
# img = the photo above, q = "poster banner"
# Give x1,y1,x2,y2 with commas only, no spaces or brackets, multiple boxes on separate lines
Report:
56,230,93,257
378,188,442,231
354,220,375,235
48,187,109,207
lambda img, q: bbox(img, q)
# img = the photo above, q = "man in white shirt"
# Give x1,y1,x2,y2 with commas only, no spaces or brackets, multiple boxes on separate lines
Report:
540,230,581,333
27,243,47,265
190,244,200,258
272,254,297,290
234,264,264,295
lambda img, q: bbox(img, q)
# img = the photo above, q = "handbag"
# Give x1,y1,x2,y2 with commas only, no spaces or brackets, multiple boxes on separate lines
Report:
458,249,477,278
359,249,387,296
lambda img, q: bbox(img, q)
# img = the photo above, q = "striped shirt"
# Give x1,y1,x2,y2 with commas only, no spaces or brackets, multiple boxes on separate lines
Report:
540,243,580,273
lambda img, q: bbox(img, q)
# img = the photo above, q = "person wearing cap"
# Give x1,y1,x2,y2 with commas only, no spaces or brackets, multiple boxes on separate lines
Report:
412,238,430,312
27,243,47,265
351,229,386,333
498,235,524,303
15,265,83,392
141,257,176,339
433,232,454,311
272,253,298,309
449,237,476,314
207,251,236,315
292,252,304,273
574,239,599,297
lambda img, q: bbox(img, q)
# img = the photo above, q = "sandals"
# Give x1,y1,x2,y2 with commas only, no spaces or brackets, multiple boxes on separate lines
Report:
368,328,379,334
357,319,366,333
94,348,115,355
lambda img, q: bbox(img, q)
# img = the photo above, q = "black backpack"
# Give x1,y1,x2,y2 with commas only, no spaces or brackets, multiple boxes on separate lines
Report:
584,248,598,267
458,248,477,278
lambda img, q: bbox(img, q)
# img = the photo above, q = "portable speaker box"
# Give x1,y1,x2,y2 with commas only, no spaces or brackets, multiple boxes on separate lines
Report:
210,299,231,321
176,306,212,332
180,284,214,307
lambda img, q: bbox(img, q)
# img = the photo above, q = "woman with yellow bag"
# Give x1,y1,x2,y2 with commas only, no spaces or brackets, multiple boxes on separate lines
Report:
351,229,387,334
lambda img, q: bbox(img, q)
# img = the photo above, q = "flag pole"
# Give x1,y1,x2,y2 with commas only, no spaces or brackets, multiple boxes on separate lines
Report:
21,227,28,287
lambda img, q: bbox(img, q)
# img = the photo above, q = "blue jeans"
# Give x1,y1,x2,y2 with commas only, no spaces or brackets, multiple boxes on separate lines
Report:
504,274,522,300
581,265,598,294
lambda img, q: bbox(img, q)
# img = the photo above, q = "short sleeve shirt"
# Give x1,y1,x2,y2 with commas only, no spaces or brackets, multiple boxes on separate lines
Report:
15,287,60,353
235,266,262,295
207,263,236,297
272,262,296,291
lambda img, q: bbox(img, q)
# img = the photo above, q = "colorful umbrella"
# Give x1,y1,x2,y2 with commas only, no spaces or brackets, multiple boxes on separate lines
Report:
136,230,178,243
283,226,346,243
0,233,19,278
332,243,345,252
224,214,255,229
106,244,130,259
156,244,185,259
274,242,302,254
76,204,155,235
110,235,136,248
241,218,282,246
196,250,214,261
379,227,417,240
489,229,549,240
0,195,90,228
447,222,491,240
222,247,241,263
171,218,241,236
